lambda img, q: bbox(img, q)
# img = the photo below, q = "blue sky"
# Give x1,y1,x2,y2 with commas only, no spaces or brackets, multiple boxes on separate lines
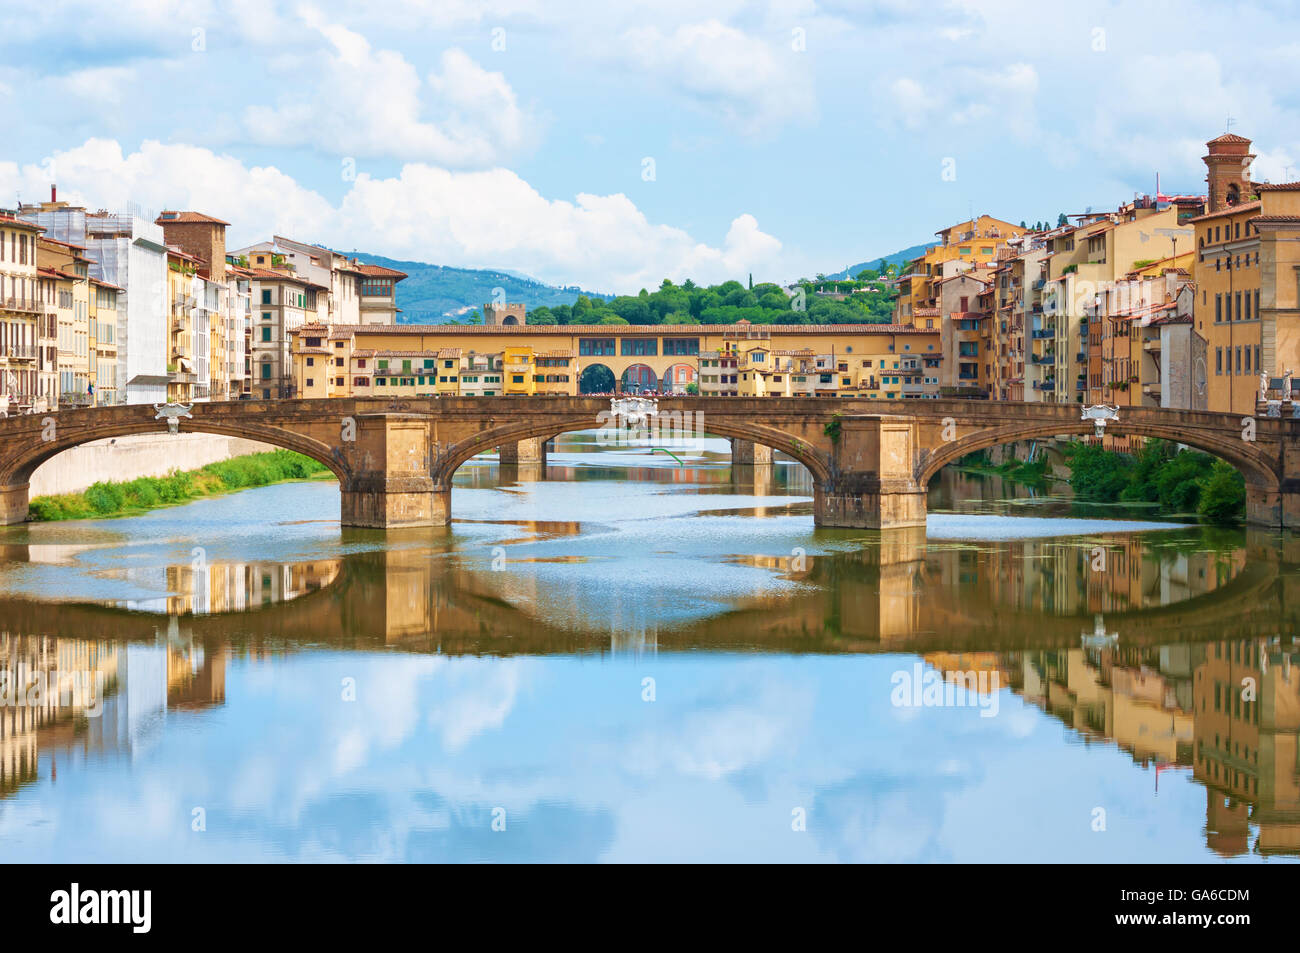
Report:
1,0,1297,293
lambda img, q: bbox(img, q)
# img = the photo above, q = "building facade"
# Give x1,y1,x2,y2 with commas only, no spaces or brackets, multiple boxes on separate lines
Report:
289,322,943,400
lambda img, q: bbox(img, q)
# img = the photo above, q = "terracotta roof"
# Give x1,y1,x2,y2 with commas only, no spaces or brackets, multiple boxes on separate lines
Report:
1189,201,1261,223
156,211,230,226
357,263,408,279
90,278,123,291
1207,133,1252,145
437,348,463,358
37,236,86,250
1258,182,1300,191
166,245,204,264
538,349,573,358
1252,216,1300,224
0,213,43,230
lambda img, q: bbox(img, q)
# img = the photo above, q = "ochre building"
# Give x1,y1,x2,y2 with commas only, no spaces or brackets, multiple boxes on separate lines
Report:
290,320,942,399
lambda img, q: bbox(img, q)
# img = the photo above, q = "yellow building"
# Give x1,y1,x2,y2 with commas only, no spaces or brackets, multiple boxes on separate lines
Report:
1189,134,1300,414
36,237,93,408
894,215,1028,327
0,212,44,412
290,321,942,399
88,277,120,405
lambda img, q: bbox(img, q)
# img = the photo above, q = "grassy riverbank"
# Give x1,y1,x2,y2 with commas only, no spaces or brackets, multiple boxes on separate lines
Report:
28,450,332,521
955,450,1054,486
956,438,1245,523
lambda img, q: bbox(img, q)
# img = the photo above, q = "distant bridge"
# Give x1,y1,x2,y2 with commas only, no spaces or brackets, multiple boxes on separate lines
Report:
0,397,1297,529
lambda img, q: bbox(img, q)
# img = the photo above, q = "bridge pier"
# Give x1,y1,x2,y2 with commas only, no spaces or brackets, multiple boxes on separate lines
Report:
498,437,548,467
0,482,29,525
730,438,773,466
814,478,928,529
813,415,928,530
339,413,449,528
1246,482,1300,529
341,478,450,528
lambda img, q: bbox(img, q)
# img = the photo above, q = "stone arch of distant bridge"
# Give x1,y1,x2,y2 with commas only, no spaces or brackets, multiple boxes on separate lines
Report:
433,413,831,487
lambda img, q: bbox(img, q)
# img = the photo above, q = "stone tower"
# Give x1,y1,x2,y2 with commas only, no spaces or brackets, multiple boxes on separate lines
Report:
1203,133,1256,214
483,302,526,325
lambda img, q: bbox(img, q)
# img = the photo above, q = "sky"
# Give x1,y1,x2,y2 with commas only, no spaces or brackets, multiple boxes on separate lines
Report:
0,0,1297,295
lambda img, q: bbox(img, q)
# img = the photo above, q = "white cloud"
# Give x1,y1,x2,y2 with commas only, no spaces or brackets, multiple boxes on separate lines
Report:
242,9,533,167
620,19,815,133
0,138,783,292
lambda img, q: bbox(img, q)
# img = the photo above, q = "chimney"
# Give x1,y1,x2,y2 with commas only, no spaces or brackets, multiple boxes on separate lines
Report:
50,184,56,203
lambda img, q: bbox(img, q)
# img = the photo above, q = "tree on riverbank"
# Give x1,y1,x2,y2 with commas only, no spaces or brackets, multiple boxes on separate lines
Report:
1061,439,1245,523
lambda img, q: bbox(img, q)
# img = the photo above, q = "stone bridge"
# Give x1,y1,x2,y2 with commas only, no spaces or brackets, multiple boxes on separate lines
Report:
0,396,1297,529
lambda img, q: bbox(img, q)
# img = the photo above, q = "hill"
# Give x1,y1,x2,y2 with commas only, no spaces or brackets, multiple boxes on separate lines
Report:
825,242,930,280
343,252,611,322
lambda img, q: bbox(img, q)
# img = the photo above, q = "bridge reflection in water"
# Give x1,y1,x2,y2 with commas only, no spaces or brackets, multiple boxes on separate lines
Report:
1,522,1299,857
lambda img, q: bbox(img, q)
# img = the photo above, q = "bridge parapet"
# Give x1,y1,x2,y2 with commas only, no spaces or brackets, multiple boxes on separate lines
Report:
0,397,1297,530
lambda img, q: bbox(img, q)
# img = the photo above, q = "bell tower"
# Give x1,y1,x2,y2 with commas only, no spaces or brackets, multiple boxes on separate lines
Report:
1203,133,1256,213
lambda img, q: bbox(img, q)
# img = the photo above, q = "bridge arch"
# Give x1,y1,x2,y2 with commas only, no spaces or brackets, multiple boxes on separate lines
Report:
916,418,1280,493
661,363,696,394
578,363,616,394
620,364,657,394
0,416,352,490
433,414,831,487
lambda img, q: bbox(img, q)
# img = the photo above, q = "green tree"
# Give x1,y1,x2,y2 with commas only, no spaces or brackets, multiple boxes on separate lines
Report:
1197,461,1246,523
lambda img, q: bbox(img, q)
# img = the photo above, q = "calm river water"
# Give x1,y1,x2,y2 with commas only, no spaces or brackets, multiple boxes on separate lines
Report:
0,433,1296,862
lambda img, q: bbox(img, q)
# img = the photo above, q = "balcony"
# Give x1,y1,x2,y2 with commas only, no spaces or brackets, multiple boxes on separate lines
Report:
1142,382,1161,397
1031,329,1054,339
1,345,37,362
0,296,40,313
1030,353,1055,365
1143,339,1161,353
1075,352,1086,363
1033,379,1056,391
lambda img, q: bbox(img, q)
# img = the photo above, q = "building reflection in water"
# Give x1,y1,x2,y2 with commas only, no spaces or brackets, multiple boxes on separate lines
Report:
1,517,1298,858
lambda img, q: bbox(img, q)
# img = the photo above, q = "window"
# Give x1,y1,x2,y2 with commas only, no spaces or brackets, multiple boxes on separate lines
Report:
335,377,344,386
444,359,455,368
356,358,366,369
663,338,699,356
355,377,369,387
261,363,271,379
262,312,271,321
578,338,615,356
620,338,657,356
261,327,271,341
305,378,314,387
1215,294,1222,323
306,357,314,366
375,377,386,386
1215,347,1222,375
261,290,271,304
512,375,525,383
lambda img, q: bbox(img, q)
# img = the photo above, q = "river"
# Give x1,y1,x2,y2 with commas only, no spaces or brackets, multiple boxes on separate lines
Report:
0,432,1296,862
